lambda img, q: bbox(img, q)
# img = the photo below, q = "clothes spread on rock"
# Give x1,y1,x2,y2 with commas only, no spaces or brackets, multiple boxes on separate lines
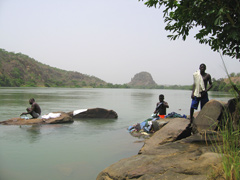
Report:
41,113,61,120
165,112,187,118
73,109,88,116
128,117,159,133
128,112,187,137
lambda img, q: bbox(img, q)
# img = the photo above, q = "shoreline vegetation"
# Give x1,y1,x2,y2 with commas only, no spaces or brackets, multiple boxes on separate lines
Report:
0,49,239,92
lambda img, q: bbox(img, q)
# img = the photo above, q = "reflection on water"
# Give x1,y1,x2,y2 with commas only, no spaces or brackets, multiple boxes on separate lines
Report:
20,125,41,143
74,118,117,127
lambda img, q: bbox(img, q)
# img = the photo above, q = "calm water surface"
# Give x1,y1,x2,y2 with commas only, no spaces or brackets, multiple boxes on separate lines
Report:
0,88,233,180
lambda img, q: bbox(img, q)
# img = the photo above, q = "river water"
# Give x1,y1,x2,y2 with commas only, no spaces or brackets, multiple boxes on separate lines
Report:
0,88,233,180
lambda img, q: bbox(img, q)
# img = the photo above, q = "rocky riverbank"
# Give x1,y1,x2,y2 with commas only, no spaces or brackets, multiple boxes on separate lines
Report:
96,99,235,180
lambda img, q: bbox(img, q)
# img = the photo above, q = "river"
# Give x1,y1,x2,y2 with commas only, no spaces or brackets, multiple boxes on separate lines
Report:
0,88,233,180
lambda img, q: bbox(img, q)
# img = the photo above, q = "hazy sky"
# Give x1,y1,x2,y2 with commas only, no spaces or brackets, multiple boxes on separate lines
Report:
0,0,239,85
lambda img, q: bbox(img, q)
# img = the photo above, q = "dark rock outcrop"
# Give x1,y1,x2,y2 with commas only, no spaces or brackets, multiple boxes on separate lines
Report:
193,98,240,133
193,99,226,133
128,71,157,88
224,97,240,130
68,108,118,119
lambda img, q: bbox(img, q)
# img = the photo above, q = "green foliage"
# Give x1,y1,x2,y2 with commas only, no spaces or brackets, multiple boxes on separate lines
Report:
0,49,107,88
139,0,240,59
211,76,240,93
25,80,37,87
163,85,191,90
0,75,11,87
213,102,240,180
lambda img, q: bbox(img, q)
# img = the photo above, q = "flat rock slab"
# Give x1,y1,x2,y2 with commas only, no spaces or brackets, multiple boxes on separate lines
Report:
0,112,73,125
97,134,222,180
139,118,190,155
97,117,223,180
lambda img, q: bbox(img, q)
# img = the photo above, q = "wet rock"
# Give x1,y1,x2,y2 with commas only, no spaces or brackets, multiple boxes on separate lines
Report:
0,112,73,125
1,108,118,125
43,112,73,124
69,108,118,119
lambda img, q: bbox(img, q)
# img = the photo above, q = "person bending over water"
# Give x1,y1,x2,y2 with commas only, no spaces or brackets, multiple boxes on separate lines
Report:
21,98,41,119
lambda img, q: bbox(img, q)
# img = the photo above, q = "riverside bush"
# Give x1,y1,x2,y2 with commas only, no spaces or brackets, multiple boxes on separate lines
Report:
212,99,240,180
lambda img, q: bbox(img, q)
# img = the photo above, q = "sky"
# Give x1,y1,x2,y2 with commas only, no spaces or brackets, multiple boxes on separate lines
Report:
0,0,239,85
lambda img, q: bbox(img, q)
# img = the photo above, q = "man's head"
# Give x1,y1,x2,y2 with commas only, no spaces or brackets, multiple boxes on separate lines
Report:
199,63,206,73
29,98,35,105
159,94,164,102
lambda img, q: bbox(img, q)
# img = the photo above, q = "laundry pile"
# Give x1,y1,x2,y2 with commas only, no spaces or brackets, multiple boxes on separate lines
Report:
128,112,187,137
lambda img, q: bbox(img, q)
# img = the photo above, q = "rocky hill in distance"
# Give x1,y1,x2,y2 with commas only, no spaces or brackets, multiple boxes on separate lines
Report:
0,49,159,89
128,71,158,88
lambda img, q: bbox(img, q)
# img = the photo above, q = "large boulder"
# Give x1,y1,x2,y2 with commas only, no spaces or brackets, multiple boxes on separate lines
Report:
68,108,118,119
0,112,73,125
193,99,226,133
139,118,190,155
97,119,221,180
224,97,240,130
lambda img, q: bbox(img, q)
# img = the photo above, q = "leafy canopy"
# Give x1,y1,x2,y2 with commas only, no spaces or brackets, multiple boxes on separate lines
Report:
139,0,240,60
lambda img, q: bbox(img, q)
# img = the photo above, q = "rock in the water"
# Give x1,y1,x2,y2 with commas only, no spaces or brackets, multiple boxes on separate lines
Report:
69,108,118,119
0,112,73,125
43,112,73,124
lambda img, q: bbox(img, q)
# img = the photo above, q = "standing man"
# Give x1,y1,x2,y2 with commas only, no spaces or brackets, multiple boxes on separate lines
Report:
190,63,212,123
21,98,41,118
154,94,169,116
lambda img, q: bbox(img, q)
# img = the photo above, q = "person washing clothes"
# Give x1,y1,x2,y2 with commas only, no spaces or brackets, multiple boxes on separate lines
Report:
20,98,41,119
154,94,169,118
190,63,212,124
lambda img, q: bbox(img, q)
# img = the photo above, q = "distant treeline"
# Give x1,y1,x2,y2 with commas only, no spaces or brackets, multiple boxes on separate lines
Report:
0,48,239,92
211,73,240,93
103,74,240,93
96,83,192,90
